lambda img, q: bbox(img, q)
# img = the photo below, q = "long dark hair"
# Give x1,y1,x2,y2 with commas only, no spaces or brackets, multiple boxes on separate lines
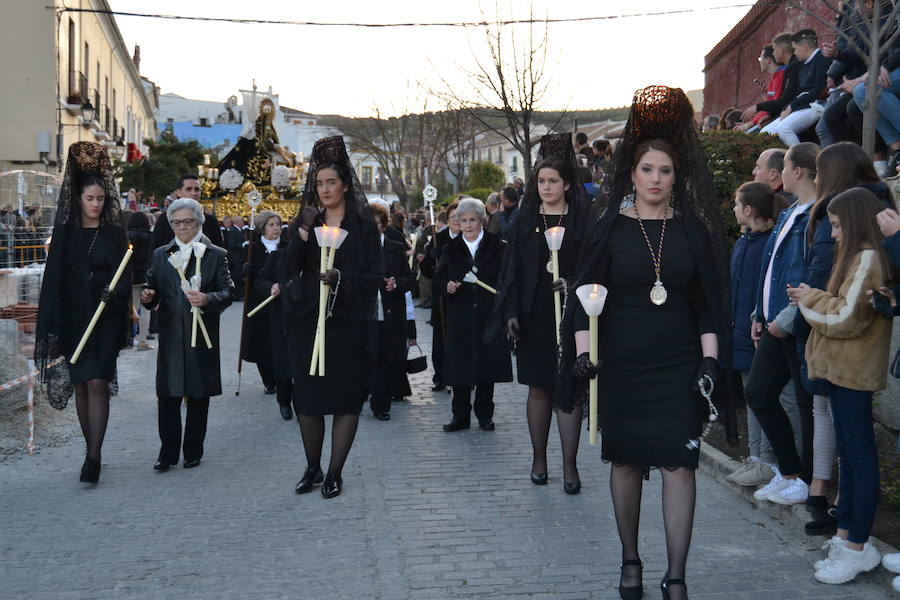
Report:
71,174,119,227
811,142,887,244
825,187,892,295
736,181,778,222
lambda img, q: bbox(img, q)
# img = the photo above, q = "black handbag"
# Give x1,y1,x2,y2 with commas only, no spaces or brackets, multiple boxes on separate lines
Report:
405,344,428,374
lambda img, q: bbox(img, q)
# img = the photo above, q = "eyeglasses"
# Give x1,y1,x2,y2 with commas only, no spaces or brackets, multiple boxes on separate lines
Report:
171,218,196,228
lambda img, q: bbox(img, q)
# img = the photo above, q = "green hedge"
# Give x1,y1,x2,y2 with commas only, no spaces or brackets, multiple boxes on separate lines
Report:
699,130,786,245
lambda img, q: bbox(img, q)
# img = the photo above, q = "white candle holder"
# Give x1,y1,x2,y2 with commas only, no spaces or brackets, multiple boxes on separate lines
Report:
576,283,608,445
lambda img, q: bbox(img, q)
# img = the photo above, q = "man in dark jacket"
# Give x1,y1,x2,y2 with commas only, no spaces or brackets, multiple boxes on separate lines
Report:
761,29,832,145
141,198,234,471
224,216,248,300
153,174,224,249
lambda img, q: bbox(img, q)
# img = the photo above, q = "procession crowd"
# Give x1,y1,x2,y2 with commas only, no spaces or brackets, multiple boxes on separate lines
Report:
30,80,900,599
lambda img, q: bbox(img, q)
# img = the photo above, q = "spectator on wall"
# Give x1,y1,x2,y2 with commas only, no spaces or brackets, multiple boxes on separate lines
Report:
737,45,788,132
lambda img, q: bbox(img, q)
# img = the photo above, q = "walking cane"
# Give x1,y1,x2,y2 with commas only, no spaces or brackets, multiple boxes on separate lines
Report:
236,202,259,395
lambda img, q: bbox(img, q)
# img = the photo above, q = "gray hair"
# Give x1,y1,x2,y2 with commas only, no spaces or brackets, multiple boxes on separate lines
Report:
255,210,281,233
166,198,205,225
485,192,500,208
456,197,486,220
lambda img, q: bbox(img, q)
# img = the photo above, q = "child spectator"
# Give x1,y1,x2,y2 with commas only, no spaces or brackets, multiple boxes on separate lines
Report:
762,29,832,145
737,45,786,132
789,188,892,584
726,182,781,487
743,34,801,128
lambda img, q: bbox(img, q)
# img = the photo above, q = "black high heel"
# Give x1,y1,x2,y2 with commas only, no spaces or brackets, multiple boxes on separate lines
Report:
563,480,581,494
294,466,324,494
321,473,343,498
79,457,101,484
530,472,548,485
660,577,686,600
618,559,643,599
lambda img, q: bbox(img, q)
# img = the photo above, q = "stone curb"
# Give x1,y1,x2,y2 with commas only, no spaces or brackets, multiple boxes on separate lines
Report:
699,443,900,594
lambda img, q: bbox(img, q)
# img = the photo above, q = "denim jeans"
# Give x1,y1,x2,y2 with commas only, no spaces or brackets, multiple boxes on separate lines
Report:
829,383,880,544
853,67,900,146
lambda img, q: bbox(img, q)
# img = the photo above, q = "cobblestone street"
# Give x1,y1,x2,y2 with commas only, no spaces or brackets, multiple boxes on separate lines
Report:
0,306,893,599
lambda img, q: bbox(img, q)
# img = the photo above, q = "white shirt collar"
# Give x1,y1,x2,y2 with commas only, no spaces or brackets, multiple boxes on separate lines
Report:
261,236,280,252
804,48,820,64
463,230,484,258
449,230,458,239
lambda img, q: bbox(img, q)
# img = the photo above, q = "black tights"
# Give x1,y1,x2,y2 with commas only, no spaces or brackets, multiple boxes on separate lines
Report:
610,464,695,600
297,413,359,478
526,386,582,483
74,379,110,461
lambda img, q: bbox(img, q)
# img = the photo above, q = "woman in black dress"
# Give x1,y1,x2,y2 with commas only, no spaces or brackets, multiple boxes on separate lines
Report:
560,87,735,600
35,142,131,484
438,198,512,431
367,201,415,421
241,210,291,415
497,133,591,493
284,136,384,498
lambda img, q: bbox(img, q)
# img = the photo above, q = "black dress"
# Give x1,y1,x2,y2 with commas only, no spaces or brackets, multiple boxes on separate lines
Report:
510,214,579,389
283,212,384,416
62,226,131,384
591,216,713,470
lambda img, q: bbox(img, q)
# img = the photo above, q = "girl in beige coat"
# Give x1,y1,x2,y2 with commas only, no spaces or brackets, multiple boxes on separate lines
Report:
789,187,893,585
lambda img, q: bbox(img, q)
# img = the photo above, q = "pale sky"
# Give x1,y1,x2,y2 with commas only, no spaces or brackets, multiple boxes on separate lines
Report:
109,0,752,117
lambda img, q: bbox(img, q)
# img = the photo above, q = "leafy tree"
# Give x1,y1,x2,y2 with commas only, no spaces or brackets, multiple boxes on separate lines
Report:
116,132,206,198
468,160,506,191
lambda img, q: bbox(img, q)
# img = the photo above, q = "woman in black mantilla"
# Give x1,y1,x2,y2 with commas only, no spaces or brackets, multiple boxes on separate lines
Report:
283,136,384,499
241,210,292,417
494,133,591,494
35,142,132,484
558,87,736,600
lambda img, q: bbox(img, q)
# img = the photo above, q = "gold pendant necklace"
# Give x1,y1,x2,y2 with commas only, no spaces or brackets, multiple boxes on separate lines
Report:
634,206,668,306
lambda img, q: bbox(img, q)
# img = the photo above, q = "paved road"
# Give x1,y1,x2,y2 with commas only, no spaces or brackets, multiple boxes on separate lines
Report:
0,305,892,599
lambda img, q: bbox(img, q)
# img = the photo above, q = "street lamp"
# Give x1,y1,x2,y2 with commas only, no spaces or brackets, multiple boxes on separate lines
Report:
80,100,96,124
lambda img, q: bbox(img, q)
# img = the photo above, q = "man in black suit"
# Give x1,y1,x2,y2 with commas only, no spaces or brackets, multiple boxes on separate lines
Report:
153,174,224,249
224,215,248,300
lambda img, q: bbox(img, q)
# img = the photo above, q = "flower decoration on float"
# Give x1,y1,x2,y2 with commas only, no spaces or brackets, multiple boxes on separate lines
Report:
219,168,244,191
271,165,291,191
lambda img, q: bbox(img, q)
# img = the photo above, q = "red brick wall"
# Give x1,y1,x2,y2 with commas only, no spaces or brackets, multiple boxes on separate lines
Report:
703,3,837,119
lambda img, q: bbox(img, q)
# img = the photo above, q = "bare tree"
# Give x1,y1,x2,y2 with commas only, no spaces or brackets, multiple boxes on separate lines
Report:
436,3,565,181
787,0,900,157
435,106,481,191
342,106,416,205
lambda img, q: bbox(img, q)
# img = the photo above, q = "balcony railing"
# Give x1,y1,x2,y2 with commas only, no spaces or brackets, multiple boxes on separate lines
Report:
67,71,88,104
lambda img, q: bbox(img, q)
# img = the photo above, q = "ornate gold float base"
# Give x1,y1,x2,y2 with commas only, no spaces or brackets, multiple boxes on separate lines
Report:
200,182,301,222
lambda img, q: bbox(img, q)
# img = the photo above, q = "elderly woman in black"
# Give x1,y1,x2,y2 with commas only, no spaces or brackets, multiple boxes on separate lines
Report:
35,142,132,484
438,197,512,432
141,198,234,472
497,133,591,493
240,210,291,416
368,202,415,421
284,136,383,499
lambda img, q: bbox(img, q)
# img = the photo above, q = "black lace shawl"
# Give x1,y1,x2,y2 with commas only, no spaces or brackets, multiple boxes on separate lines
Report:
35,142,124,409
555,87,738,444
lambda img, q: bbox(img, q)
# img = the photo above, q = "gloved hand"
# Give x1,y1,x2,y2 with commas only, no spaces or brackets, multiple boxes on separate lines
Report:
319,269,339,287
100,289,113,304
299,206,319,232
240,262,250,279
551,278,566,293
572,352,599,379
506,317,520,341
693,356,720,396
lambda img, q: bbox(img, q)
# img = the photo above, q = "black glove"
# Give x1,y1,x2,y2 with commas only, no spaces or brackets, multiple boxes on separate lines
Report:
693,356,720,395
299,206,319,232
506,317,520,341
572,352,599,379
240,262,250,279
319,269,339,287
100,289,114,306
551,278,566,293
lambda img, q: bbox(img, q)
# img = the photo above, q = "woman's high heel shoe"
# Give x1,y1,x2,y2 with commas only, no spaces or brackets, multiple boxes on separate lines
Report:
321,473,342,498
660,577,687,600
530,472,548,485
79,457,100,484
294,466,324,494
618,559,643,599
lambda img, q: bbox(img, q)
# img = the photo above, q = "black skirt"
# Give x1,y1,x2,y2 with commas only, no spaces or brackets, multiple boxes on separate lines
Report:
516,268,557,389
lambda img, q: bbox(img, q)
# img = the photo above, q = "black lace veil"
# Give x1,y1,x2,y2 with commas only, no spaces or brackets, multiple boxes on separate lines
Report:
35,142,121,409
557,86,737,444
299,136,370,219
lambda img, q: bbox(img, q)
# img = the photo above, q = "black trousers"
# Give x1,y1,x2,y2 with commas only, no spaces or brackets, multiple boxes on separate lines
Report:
276,379,292,407
431,298,445,385
743,331,813,481
256,362,276,392
158,396,210,464
452,384,494,422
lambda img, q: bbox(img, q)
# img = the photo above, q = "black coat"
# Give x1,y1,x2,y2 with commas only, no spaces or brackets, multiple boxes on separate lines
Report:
127,227,153,285
241,237,289,364
437,232,512,385
255,248,291,381
379,237,416,363
153,212,224,249
142,236,234,397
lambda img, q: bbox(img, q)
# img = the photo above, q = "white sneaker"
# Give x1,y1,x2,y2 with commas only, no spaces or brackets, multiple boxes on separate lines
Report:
814,542,881,584
883,552,900,573
733,461,775,487
767,477,809,505
753,470,786,501
892,574,900,592
815,536,845,570
726,459,753,483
